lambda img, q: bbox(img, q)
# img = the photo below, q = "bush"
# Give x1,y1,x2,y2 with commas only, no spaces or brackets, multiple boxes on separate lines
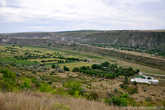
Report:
31,78,40,88
63,80,84,97
0,68,17,91
101,61,110,67
80,66,90,71
86,91,99,101
0,68,16,80
124,76,129,85
20,77,32,89
64,66,70,71
91,64,101,69
52,64,57,68
127,87,138,94
72,67,80,72
39,83,53,92
105,94,129,106
120,84,128,89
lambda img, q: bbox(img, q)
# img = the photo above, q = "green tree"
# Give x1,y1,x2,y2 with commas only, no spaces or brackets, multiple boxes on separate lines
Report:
64,66,70,71
101,61,110,67
52,64,57,68
91,64,101,69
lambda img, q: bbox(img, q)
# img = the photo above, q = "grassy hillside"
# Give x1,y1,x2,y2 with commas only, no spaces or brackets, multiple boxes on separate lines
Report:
1,30,165,74
52,44,165,72
0,45,165,109
0,30,165,109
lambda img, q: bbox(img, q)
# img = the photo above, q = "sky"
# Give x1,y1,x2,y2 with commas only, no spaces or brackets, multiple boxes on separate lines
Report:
0,0,165,33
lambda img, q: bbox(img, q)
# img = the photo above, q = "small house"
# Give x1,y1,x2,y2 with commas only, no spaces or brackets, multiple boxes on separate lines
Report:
130,75,159,84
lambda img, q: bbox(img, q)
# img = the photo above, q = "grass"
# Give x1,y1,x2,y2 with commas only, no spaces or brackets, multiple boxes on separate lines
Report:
0,92,157,110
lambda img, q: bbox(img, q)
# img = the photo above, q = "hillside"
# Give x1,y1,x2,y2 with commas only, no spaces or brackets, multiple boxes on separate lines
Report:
1,30,165,74
0,45,165,108
0,30,165,52
0,92,153,110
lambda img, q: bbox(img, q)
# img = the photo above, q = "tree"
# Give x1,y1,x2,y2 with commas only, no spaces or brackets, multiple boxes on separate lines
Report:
64,66,70,71
101,61,110,67
52,64,57,68
91,64,101,69
80,66,89,71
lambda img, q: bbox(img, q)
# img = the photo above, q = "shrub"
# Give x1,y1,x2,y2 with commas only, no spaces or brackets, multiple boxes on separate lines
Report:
52,64,57,69
91,64,101,69
39,83,53,92
64,66,70,71
127,87,138,94
86,91,99,101
80,66,90,71
72,67,80,72
120,84,128,89
133,81,137,85
105,94,129,106
57,68,64,73
104,73,115,79
145,97,152,102
124,76,129,85
32,70,37,74
0,68,16,80
31,78,40,88
63,80,84,97
0,68,17,91
101,61,110,67
20,77,32,89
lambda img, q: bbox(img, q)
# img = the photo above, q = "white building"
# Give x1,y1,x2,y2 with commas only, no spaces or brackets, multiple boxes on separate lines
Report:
130,75,159,84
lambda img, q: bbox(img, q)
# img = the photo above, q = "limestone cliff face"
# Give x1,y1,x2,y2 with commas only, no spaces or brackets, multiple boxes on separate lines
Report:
0,30,165,51
82,31,165,51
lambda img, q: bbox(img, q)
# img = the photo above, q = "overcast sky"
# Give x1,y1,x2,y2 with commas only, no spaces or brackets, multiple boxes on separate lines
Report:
0,0,165,33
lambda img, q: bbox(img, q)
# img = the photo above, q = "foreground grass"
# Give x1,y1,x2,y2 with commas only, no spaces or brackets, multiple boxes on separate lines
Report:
0,92,159,110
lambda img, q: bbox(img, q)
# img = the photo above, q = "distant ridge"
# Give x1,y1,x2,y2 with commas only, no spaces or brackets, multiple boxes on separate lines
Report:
0,30,165,51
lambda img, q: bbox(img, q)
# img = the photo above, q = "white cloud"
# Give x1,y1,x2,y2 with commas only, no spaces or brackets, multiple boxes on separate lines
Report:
0,0,7,7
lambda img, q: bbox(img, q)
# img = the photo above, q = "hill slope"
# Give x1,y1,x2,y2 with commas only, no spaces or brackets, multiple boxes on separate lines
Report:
0,30,165,51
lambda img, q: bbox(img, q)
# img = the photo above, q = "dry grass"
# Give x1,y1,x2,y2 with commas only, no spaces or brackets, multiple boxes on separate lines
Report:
0,92,152,110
